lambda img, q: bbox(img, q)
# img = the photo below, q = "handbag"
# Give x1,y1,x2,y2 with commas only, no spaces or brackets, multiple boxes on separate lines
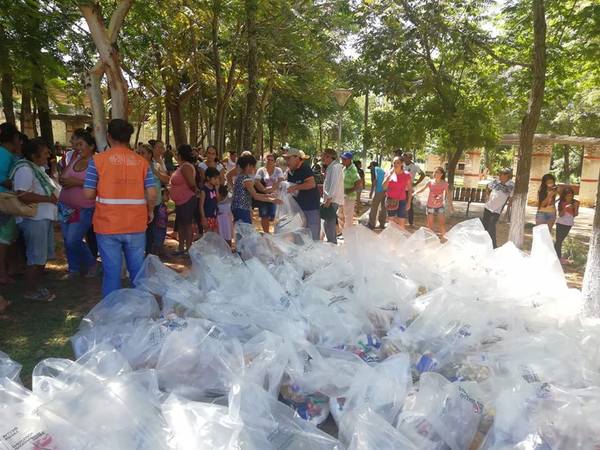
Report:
0,192,37,217
385,197,400,211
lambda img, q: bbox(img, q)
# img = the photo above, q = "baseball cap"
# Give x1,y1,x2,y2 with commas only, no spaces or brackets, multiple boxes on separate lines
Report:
282,147,310,159
500,168,513,176
341,151,353,160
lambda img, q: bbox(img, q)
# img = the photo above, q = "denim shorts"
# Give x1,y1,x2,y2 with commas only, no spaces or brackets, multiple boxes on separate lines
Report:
387,200,407,218
427,206,445,215
258,202,276,220
536,211,556,223
232,208,252,224
18,218,55,266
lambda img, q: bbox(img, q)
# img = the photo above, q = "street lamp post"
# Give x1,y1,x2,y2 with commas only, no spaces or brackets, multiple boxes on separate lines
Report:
332,88,352,151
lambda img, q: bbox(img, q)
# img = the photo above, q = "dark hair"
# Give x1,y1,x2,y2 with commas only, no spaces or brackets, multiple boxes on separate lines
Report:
538,173,556,204
177,144,196,163
323,148,338,159
73,129,97,151
229,150,237,155
18,132,29,146
205,167,220,179
167,144,172,150
238,154,257,170
85,126,93,134
354,160,362,167
434,166,446,180
559,186,575,205
218,185,228,197
107,119,134,143
148,139,157,147
22,138,47,162
0,122,19,144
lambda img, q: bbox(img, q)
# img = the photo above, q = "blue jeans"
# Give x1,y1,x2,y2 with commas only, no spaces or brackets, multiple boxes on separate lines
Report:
96,232,146,298
232,208,252,224
60,207,96,273
323,203,339,244
303,209,321,241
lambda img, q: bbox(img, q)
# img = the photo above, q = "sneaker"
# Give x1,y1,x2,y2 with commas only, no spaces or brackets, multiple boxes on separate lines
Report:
24,288,55,302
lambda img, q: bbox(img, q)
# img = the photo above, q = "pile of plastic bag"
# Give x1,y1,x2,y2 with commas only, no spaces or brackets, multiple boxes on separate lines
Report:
2,209,600,449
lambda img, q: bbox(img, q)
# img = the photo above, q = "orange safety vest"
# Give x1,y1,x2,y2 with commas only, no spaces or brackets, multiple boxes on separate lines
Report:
92,146,150,235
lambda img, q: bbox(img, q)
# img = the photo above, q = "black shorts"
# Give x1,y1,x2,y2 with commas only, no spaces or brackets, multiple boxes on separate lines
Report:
175,196,198,229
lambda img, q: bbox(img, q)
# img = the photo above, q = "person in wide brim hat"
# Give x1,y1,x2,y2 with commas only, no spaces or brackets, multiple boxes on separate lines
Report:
282,147,310,160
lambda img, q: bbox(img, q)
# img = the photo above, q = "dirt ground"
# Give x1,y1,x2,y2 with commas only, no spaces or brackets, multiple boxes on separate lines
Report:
0,193,591,386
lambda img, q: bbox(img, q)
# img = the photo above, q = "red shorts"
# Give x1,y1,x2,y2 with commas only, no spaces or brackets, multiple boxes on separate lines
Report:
206,217,219,233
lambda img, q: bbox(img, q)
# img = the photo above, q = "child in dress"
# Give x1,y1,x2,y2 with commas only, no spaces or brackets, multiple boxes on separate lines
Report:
217,185,233,247
199,167,220,233
416,166,453,239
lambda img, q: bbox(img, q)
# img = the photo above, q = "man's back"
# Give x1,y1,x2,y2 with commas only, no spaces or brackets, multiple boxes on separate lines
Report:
90,146,150,235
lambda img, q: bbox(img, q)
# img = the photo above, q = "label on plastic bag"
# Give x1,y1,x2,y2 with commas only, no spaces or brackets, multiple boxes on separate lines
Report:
0,426,57,450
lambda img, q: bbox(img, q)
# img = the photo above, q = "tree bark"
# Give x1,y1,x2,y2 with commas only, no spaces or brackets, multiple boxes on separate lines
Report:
318,116,323,154
31,98,39,137
79,0,133,120
508,0,546,249
236,110,244,153
562,145,570,182
166,93,187,148
30,58,53,147
0,26,15,124
165,108,171,147
188,95,199,146
156,99,163,141
363,89,369,157
241,0,258,151
446,147,463,190
20,90,34,137
583,168,600,314
85,64,108,151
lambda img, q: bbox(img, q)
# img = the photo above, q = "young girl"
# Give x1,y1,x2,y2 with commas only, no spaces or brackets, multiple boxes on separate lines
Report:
416,166,453,239
554,187,579,262
199,167,220,233
231,154,281,224
217,185,233,247
536,173,558,230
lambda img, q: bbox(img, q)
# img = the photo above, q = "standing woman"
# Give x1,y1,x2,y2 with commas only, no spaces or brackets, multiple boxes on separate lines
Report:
554,187,579,262
11,138,58,302
254,153,285,233
416,166,453,239
536,173,558,230
58,129,98,278
169,144,198,255
382,156,412,229
137,145,163,254
198,145,225,185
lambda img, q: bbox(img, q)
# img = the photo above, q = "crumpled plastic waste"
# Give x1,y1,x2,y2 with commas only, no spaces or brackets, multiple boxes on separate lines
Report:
1,221,598,449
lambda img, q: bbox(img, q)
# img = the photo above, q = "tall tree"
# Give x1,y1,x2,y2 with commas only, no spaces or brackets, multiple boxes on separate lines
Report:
508,0,547,248
0,24,15,124
583,169,600,313
241,0,258,151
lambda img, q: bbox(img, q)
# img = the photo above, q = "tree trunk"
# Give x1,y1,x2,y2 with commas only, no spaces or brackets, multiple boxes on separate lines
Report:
446,148,463,190
236,110,244,153
165,108,171,147
31,98,39,137
562,145,570,183
134,114,144,145
583,168,600,314
20,89,35,137
318,116,323,154
241,0,258,151
31,64,53,147
167,95,187,148
79,0,133,120
85,64,108,151
0,26,15,124
156,99,163,141
188,95,199,146
268,115,274,152
508,0,547,249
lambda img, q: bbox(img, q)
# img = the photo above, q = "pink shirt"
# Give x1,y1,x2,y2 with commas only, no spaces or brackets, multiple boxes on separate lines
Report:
58,156,95,209
426,180,448,208
169,163,196,205
387,171,412,200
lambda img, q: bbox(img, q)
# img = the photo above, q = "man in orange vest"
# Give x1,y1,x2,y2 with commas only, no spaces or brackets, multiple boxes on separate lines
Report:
84,119,157,298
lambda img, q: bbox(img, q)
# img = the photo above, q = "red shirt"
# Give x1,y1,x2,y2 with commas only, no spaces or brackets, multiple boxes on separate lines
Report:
387,171,412,200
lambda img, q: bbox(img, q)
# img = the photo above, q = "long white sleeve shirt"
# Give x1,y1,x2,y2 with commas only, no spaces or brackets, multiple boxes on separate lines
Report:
322,160,345,205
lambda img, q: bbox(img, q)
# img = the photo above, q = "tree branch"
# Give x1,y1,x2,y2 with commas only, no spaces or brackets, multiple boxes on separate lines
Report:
107,0,134,43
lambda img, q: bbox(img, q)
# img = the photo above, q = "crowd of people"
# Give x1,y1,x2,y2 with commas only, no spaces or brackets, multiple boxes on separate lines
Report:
0,118,583,310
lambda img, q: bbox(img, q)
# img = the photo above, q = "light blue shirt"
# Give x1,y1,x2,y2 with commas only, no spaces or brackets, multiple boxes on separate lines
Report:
374,166,385,193
0,145,16,193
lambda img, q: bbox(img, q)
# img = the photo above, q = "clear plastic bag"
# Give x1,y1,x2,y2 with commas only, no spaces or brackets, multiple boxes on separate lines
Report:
274,182,306,234
0,350,22,382
80,288,160,329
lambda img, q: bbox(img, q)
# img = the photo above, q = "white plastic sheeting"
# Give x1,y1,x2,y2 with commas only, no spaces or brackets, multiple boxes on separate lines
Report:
1,218,599,450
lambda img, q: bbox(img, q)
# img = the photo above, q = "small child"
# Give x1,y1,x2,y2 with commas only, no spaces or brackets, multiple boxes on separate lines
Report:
199,167,220,233
416,166,453,239
153,188,169,256
555,186,579,262
217,185,233,247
